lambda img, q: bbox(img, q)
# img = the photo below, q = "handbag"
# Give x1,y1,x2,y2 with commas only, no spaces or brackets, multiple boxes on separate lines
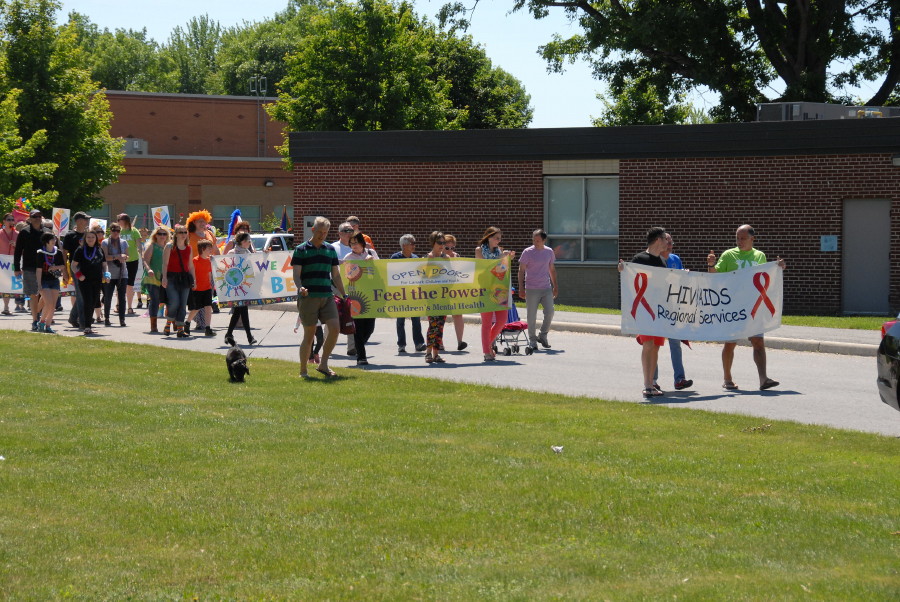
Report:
171,245,195,289
334,295,356,335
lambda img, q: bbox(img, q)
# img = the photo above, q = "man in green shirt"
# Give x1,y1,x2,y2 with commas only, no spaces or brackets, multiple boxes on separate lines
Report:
707,224,786,391
292,216,347,379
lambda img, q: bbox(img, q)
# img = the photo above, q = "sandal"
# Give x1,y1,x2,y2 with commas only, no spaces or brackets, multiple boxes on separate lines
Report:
316,367,336,378
642,387,663,398
723,381,739,391
425,356,434,364
433,356,446,363
760,378,780,390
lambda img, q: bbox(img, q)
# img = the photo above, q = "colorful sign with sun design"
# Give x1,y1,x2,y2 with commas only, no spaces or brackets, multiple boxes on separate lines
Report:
211,251,298,307
340,257,510,318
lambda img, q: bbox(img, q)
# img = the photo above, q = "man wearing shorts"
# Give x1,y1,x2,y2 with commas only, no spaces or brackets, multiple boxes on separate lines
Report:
13,210,46,330
292,216,347,378
618,227,669,399
707,224,786,391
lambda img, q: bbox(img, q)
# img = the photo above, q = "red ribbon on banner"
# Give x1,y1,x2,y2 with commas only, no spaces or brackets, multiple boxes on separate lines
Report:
630,272,655,320
751,271,776,318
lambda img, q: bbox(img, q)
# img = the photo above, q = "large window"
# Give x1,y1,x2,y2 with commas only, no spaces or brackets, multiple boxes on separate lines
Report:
212,205,261,232
545,176,618,262
123,204,153,230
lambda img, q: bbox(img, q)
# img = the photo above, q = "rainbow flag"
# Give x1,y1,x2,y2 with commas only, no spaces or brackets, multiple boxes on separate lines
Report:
12,198,33,222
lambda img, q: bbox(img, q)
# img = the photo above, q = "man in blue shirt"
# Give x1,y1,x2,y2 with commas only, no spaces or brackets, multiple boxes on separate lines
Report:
656,232,693,391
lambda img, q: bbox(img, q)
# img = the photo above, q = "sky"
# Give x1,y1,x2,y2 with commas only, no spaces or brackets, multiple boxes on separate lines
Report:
57,0,603,128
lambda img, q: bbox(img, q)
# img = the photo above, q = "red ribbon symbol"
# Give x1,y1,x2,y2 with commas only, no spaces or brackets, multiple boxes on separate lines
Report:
751,271,776,318
630,273,655,320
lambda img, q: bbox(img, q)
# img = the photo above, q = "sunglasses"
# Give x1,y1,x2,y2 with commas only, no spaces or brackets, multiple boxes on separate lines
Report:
4,218,14,222
110,228,121,232
156,232,169,237
436,239,446,244
444,245,455,251
339,228,354,233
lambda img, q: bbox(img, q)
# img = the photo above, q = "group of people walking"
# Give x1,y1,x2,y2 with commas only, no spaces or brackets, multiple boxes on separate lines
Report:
291,217,560,379
7,209,260,344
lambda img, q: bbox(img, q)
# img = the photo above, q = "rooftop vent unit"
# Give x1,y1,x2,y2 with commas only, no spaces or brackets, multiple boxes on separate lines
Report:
756,102,900,122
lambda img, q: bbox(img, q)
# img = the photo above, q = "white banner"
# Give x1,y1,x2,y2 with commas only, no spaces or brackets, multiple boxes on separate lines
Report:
620,262,783,341
0,254,75,298
212,250,298,307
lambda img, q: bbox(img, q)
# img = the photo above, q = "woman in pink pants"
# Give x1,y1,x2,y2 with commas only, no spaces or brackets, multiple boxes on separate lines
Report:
475,226,515,362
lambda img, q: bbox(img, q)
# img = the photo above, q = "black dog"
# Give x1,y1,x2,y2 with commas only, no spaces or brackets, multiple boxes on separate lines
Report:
226,343,250,382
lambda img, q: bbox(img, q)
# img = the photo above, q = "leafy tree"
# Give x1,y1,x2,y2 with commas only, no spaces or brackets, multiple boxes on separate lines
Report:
428,31,533,128
268,0,465,136
213,4,319,96
0,87,58,210
69,12,176,92
445,1,900,122
1,0,124,213
163,14,222,94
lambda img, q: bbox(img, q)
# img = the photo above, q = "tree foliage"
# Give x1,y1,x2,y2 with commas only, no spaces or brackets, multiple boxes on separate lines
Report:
268,0,466,133
446,1,900,123
0,87,58,210
0,0,124,213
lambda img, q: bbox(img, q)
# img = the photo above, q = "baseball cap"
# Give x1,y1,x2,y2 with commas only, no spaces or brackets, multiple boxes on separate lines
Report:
29,210,43,218
73,211,91,221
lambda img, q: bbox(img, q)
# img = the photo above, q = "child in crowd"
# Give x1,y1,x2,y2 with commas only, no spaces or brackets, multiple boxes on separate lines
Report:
224,232,257,346
186,240,216,336
35,233,68,333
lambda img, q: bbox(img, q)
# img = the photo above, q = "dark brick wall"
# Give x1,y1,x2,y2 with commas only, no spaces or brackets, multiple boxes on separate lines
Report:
292,161,544,265
292,153,900,314
619,154,900,314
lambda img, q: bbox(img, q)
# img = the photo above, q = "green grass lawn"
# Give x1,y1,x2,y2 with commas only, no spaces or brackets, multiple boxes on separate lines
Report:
553,304,893,330
2,332,899,599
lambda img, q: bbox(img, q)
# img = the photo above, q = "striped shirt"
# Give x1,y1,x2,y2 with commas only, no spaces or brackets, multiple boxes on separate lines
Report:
291,239,339,297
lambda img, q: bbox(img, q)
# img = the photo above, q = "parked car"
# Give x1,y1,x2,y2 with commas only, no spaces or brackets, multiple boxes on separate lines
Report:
876,317,900,412
251,233,295,253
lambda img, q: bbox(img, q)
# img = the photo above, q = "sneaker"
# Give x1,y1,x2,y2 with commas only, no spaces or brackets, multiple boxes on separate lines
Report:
176,328,189,338
37,322,45,333
398,346,406,354
537,334,551,349
183,323,191,336
347,349,356,356
674,379,693,390
163,323,171,336
224,334,236,346
136,301,143,309
247,337,258,346
457,341,468,351
1,309,11,316
357,359,369,366
484,353,495,362
15,305,26,313
31,321,39,331
415,343,427,352
205,327,215,337
104,319,111,327
44,326,56,334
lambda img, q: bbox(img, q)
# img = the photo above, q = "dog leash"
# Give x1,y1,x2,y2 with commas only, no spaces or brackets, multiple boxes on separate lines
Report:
245,310,288,358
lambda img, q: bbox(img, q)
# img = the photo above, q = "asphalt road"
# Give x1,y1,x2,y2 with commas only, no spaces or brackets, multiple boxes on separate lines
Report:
4,307,897,437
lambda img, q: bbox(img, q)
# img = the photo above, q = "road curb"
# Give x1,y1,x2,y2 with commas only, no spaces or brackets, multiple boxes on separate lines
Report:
260,305,878,358
459,316,879,357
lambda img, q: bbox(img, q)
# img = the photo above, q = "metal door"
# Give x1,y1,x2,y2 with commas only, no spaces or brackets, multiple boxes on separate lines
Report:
842,199,890,314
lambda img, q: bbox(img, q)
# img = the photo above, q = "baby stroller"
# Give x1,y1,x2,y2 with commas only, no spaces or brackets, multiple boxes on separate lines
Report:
493,301,533,356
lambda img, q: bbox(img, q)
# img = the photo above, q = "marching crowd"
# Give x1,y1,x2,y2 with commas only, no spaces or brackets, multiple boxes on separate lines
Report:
3,208,784,395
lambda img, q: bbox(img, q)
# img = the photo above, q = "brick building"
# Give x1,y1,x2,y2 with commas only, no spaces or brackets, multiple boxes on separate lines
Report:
289,120,900,315
98,91,291,232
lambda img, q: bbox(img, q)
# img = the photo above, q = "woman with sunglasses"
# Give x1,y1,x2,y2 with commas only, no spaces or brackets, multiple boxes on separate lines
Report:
441,234,467,352
161,226,196,338
71,230,108,336
142,227,170,333
475,226,515,362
